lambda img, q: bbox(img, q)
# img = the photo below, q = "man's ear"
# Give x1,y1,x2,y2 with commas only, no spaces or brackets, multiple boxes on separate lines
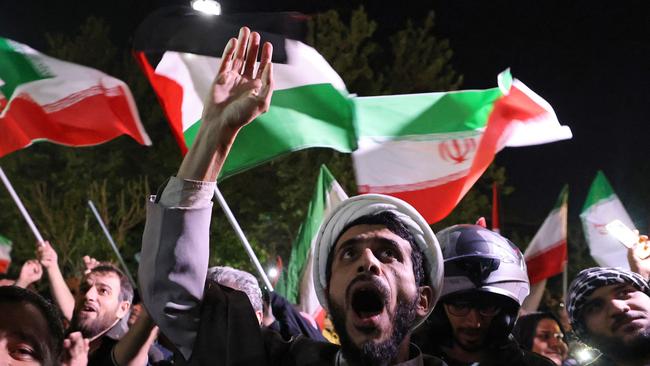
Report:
116,301,131,319
416,286,434,317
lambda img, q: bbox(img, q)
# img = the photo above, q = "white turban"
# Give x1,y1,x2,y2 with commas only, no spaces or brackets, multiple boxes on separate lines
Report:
312,193,443,328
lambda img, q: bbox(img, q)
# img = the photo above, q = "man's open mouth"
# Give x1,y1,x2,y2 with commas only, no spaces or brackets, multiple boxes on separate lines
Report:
350,285,386,319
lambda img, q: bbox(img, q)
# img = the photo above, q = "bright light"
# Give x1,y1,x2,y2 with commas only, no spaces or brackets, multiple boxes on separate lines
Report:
191,0,221,15
268,267,278,279
576,348,593,363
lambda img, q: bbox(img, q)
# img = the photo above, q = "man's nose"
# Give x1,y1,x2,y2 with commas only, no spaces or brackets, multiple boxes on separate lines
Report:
357,248,381,275
465,308,482,327
608,298,631,315
84,285,98,300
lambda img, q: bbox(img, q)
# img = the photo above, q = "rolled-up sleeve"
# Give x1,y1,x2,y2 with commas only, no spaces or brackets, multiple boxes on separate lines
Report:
138,177,216,360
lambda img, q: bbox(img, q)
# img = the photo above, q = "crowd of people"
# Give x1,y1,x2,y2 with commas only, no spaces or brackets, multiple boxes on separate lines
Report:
3,27,650,366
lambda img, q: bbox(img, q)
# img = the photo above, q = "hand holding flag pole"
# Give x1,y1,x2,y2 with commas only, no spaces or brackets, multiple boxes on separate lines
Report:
0,167,44,244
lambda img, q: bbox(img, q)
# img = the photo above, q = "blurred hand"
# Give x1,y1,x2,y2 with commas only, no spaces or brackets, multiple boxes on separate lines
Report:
628,234,650,280
37,240,58,269
15,259,43,288
61,331,89,366
82,256,100,274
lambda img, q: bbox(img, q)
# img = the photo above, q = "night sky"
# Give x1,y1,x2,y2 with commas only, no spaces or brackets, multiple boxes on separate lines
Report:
2,0,650,234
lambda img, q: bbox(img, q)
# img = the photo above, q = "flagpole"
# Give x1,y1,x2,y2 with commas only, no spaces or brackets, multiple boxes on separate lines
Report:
87,200,137,289
562,263,568,300
213,186,273,291
0,167,44,244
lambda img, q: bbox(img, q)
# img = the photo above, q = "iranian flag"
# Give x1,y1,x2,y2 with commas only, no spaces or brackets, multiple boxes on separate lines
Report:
580,171,634,269
524,185,568,285
275,164,347,320
134,8,571,223
0,234,11,273
0,38,151,157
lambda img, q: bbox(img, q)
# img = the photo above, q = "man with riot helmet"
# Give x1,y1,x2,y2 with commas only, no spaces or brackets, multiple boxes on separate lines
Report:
414,224,554,366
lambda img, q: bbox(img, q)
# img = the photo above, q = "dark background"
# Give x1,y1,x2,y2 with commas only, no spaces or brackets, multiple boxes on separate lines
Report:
2,0,649,233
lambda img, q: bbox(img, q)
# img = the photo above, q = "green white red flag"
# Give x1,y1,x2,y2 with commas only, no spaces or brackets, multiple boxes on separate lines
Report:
0,37,151,157
134,9,571,223
524,185,568,285
275,164,347,320
0,234,11,273
580,171,634,269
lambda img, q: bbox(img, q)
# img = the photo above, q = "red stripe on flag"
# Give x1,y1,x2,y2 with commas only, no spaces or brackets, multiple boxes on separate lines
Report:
0,88,149,157
360,84,548,224
134,51,188,154
0,259,10,274
525,239,567,285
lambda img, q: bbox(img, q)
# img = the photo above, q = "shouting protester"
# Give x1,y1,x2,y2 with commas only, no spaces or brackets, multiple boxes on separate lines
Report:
138,26,446,366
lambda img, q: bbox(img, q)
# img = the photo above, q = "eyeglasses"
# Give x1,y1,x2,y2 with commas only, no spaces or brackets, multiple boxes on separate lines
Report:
535,331,564,342
444,301,501,317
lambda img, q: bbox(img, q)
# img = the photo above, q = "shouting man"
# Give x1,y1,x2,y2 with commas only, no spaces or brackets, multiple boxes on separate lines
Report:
138,26,445,366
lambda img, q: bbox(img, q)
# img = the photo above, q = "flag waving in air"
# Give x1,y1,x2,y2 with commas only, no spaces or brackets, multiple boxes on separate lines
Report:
0,234,11,273
134,8,571,223
580,171,635,269
524,185,568,285
0,38,151,157
275,164,348,320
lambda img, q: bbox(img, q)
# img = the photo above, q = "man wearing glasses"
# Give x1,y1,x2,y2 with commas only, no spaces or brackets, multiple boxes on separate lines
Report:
414,224,554,366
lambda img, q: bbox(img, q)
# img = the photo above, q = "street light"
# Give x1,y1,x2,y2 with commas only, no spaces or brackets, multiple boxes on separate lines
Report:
267,267,279,279
191,0,221,15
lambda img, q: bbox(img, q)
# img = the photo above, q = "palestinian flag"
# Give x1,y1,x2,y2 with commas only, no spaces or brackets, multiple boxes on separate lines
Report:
134,8,572,223
0,234,11,273
524,185,568,285
0,38,151,157
275,164,347,320
580,171,634,268
133,7,354,176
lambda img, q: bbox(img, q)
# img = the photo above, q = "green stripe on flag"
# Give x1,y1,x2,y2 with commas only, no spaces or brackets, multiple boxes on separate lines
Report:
219,84,356,179
354,87,503,137
0,38,53,99
582,171,615,212
276,164,345,303
0,234,11,246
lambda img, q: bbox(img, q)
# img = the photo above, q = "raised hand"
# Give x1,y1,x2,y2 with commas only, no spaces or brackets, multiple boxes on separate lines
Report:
61,332,90,366
15,259,43,288
82,255,100,274
37,240,58,269
178,26,274,182
202,26,274,134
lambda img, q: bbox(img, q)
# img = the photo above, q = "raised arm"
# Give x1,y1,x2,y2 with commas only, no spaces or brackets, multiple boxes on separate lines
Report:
37,240,76,320
138,27,274,361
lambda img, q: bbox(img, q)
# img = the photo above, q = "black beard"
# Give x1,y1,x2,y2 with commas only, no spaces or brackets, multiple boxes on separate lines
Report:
591,327,650,363
71,311,117,339
329,296,418,366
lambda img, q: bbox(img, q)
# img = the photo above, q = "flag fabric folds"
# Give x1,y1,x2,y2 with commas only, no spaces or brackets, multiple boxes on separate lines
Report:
134,8,572,223
0,234,11,273
580,171,634,269
0,38,151,157
524,185,568,285
275,164,348,320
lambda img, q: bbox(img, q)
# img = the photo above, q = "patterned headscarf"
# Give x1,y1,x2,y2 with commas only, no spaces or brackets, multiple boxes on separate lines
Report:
566,267,650,338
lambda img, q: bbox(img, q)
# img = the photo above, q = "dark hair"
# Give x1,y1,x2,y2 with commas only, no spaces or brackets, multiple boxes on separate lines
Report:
512,311,566,351
325,211,426,286
0,286,65,366
88,264,134,303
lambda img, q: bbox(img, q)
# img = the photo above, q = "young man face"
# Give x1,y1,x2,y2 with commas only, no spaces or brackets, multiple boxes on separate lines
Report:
72,271,130,338
443,298,498,352
582,283,650,359
0,302,55,366
326,224,431,363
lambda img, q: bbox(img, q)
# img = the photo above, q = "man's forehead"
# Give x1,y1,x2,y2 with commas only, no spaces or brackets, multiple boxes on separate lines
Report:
85,271,121,286
335,224,409,248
